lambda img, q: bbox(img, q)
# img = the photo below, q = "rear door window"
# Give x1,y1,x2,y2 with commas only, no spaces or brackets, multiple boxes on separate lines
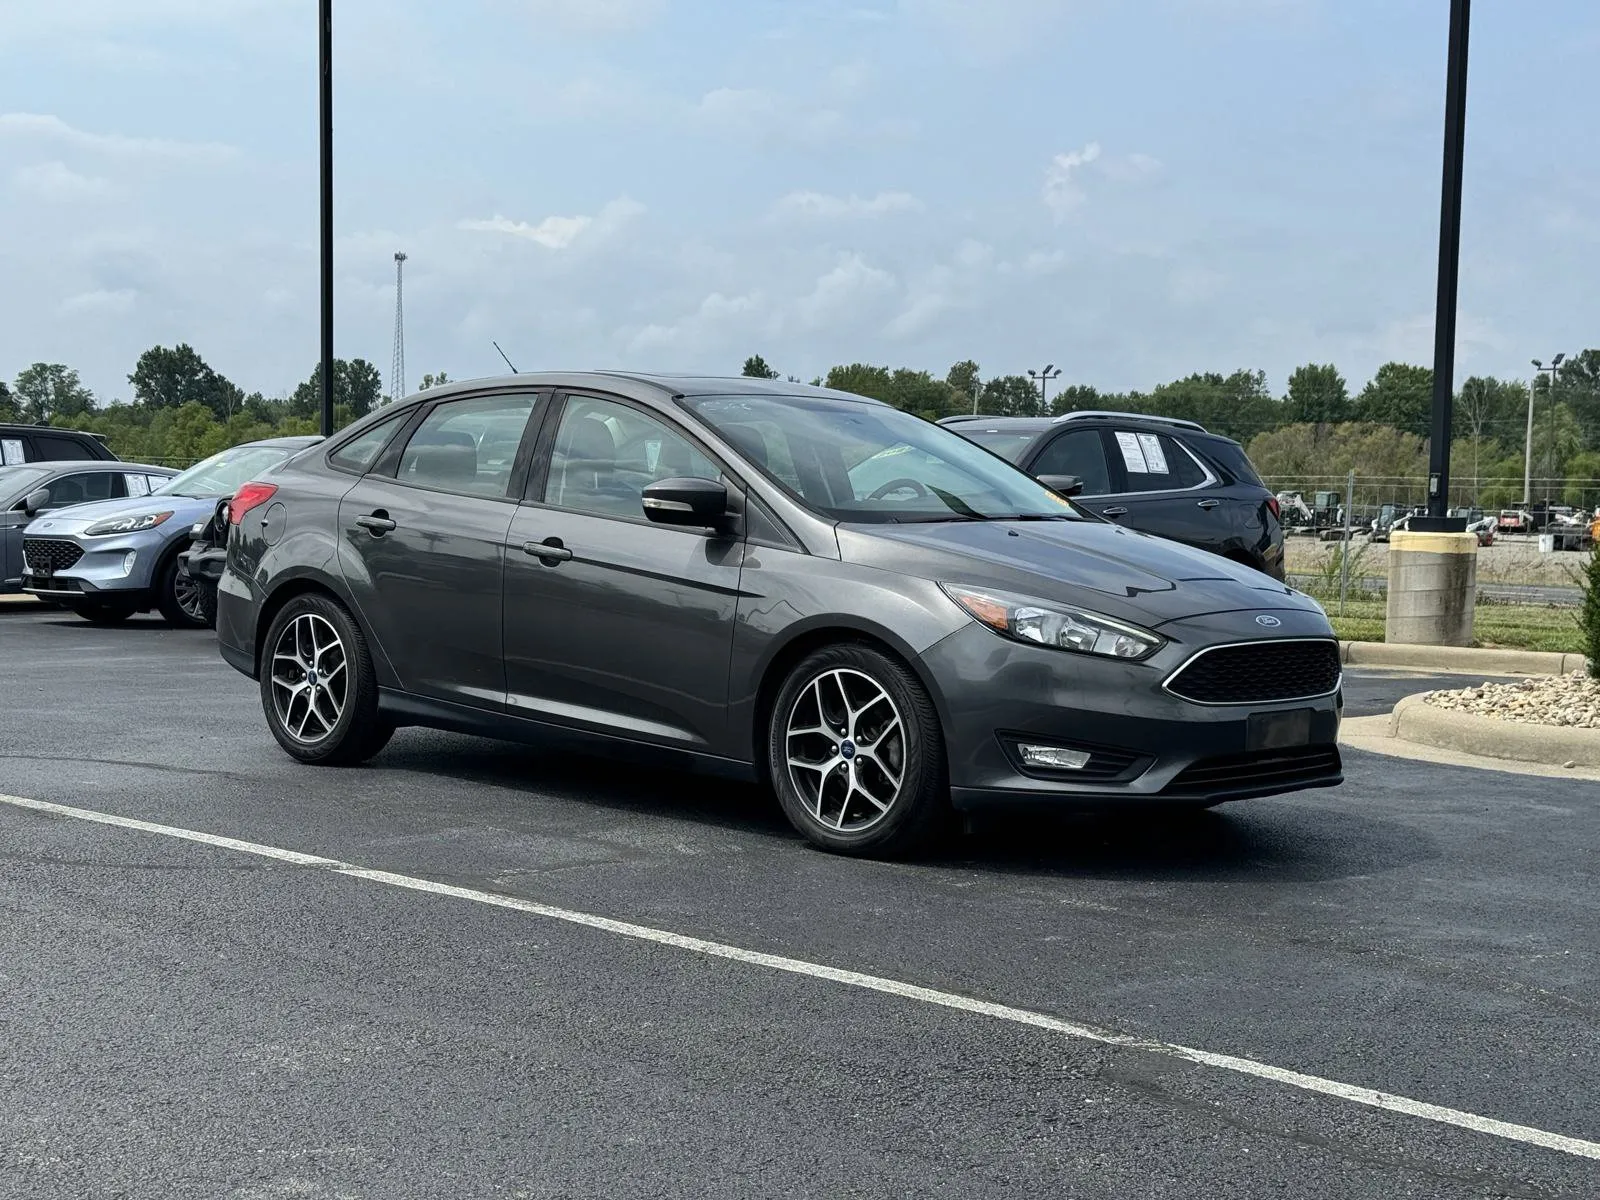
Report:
1113,431,1210,493
1193,438,1264,487
32,434,94,462
1030,430,1112,495
394,394,539,498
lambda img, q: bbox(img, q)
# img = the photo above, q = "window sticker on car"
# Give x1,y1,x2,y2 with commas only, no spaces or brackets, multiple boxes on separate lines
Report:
1137,433,1169,474
125,474,150,496
1,439,23,465
1115,431,1149,473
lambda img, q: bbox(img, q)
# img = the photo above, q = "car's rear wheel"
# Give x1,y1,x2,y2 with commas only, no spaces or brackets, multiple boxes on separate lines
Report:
260,594,393,765
157,555,212,629
767,644,949,857
70,600,137,625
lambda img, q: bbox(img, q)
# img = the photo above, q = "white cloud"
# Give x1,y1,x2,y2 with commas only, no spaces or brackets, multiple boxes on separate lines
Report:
58,288,138,316
0,0,274,38
0,113,236,162
1042,142,1102,220
771,190,922,220
521,0,664,34
628,291,773,356
12,161,113,201
457,199,644,250
795,254,896,328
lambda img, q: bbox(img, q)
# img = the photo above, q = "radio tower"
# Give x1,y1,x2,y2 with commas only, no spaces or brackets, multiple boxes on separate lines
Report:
388,251,407,403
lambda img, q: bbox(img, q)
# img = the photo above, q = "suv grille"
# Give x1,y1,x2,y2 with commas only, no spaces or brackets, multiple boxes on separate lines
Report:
1164,745,1342,798
23,537,84,574
1165,639,1341,705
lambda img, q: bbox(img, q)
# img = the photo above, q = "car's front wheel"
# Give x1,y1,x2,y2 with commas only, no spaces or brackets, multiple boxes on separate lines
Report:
260,594,394,765
158,555,212,629
767,643,949,857
70,600,137,625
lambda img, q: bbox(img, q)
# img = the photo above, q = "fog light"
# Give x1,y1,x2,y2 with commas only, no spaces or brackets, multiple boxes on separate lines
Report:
121,551,137,575
1017,744,1091,771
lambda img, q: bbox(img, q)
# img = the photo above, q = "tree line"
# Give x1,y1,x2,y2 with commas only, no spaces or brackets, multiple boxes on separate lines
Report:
3,342,1597,508
742,352,1600,509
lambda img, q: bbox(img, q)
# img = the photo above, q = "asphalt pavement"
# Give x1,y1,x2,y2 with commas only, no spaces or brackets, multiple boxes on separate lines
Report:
1,603,1597,1199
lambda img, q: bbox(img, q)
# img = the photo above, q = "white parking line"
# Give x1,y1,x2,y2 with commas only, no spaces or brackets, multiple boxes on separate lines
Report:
4,790,1598,1164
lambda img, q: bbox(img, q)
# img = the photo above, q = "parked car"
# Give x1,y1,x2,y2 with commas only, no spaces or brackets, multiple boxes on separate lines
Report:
176,498,231,625
216,373,1342,857
0,423,118,465
939,412,1285,580
21,436,320,626
2,461,177,593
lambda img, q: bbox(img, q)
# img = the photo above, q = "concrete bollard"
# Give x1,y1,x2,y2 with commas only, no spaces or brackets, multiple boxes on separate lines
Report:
1385,531,1478,646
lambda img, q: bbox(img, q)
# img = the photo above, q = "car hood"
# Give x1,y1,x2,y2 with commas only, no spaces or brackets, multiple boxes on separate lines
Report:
840,518,1320,627
23,493,217,537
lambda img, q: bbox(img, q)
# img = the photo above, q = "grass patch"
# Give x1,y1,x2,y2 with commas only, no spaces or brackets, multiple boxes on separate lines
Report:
1305,595,1586,654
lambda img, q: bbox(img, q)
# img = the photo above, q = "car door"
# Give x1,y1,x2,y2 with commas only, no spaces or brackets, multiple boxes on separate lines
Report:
337,391,543,710
502,391,745,751
1100,428,1224,551
1024,428,1116,517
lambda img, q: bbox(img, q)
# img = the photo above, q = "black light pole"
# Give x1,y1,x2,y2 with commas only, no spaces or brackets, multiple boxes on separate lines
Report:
1533,353,1565,502
1416,0,1470,530
1028,365,1062,410
318,0,335,438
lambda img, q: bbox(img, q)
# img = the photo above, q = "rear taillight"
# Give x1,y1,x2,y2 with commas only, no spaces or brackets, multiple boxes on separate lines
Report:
1266,496,1281,521
229,482,278,525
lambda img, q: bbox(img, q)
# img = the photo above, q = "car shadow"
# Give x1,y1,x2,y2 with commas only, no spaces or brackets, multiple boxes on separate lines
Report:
374,731,1434,886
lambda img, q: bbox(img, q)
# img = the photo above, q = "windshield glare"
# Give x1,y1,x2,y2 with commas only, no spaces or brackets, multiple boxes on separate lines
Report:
685,395,1081,522
155,445,293,498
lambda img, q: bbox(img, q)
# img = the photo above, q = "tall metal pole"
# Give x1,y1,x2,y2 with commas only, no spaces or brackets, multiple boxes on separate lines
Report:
1418,0,1470,530
318,0,335,438
1522,378,1534,507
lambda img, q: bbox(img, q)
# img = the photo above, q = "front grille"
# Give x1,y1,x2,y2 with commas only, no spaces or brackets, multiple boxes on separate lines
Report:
1165,639,1341,705
1164,745,1341,798
23,537,84,574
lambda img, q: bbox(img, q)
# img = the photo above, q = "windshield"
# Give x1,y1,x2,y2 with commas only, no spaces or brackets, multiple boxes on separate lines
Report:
0,465,51,507
684,395,1083,523
959,429,1041,464
155,445,294,498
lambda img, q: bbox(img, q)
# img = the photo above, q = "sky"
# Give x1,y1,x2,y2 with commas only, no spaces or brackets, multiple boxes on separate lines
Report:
1,0,1596,406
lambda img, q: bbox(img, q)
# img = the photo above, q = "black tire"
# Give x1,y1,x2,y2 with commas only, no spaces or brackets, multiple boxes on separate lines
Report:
766,643,950,857
70,601,136,625
259,593,393,765
157,555,212,629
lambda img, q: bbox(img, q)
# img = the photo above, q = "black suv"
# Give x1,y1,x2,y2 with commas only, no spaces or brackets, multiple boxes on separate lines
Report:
941,411,1284,579
0,424,118,466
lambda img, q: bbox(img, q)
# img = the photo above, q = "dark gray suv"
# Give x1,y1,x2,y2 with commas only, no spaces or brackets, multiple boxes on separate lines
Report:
216,374,1341,856
941,412,1285,580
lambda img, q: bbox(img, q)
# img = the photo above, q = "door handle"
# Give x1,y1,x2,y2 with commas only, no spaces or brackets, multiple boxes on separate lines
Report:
1101,507,1129,518
355,513,397,535
523,538,573,564
1196,499,1221,510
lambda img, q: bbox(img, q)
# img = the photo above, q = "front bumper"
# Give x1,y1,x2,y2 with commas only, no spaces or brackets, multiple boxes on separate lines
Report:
924,612,1342,810
20,534,159,601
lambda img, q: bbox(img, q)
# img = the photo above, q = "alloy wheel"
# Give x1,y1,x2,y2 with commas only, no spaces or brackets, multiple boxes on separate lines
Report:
269,613,349,744
173,571,207,622
784,668,907,833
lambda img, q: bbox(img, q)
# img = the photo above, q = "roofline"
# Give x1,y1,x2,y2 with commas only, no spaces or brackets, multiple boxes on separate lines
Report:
383,371,890,408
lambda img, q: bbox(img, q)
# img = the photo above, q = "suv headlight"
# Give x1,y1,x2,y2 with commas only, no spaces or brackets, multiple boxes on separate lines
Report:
941,584,1164,660
84,511,173,537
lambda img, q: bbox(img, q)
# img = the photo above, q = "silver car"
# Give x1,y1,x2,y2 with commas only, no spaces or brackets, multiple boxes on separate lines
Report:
1,461,176,594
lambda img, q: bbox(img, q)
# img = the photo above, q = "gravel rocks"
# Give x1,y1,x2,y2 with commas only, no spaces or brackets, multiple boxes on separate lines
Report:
1423,671,1600,729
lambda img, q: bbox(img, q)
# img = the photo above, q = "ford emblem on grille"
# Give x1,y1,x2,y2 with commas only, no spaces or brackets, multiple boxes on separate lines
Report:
1255,614,1282,627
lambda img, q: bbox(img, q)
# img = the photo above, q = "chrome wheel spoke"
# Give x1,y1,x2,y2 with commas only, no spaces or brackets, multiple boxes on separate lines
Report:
784,667,907,835
270,613,349,745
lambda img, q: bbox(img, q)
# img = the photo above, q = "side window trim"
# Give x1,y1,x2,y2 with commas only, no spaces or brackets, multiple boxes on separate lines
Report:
1099,430,1216,497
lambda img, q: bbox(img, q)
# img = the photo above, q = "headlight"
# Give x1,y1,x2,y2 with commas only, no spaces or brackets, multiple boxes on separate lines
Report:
941,584,1164,660
84,511,174,537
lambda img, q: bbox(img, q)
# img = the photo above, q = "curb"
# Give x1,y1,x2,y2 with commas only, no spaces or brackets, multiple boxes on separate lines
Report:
1339,640,1589,677
1388,694,1600,768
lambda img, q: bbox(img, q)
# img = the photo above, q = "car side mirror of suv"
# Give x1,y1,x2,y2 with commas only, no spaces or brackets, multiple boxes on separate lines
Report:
23,488,52,517
642,477,731,529
1036,474,1085,498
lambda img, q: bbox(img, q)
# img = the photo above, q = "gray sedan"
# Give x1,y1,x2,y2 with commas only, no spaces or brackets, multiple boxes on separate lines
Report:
1,461,176,593
215,373,1343,857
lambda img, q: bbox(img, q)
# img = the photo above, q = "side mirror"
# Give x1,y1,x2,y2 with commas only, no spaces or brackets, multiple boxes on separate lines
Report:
23,488,52,518
642,477,730,528
1036,473,1085,498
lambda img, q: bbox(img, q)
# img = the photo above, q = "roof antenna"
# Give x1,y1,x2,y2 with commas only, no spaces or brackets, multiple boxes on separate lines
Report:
492,341,520,373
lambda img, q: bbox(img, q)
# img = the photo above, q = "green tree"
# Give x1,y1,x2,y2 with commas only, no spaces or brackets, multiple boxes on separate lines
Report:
129,344,244,421
886,369,960,421
1051,384,1100,417
0,380,17,422
1143,370,1280,442
741,355,779,380
1284,364,1350,425
289,358,383,423
418,372,452,391
983,374,1044,418
1355,362,1433,436
1555,349,1600,450
824,363,893,402
1455,376,1527,490
13,363,96,423
945,360,982,411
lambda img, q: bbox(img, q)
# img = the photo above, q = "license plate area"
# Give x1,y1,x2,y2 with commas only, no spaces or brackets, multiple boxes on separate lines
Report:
1247,708,1313,751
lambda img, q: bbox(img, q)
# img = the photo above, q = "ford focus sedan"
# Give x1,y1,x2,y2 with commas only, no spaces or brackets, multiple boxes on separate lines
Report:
22,436,320,626
216,373,1342,856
